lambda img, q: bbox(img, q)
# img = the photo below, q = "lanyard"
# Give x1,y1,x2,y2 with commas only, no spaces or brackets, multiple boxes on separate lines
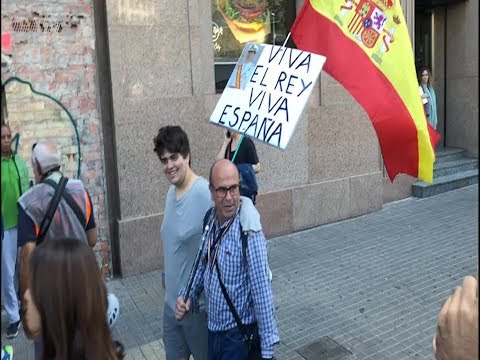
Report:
231,134,244,163
207,218,234,272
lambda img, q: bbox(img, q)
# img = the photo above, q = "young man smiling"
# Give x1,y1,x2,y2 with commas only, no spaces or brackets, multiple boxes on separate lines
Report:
153,126,211,360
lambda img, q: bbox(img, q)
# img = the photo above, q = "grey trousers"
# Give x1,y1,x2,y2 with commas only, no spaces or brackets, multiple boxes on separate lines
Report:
1,228,20,324
163,302,208,360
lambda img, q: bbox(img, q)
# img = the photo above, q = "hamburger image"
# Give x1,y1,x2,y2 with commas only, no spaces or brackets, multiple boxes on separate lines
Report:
224,0,268,32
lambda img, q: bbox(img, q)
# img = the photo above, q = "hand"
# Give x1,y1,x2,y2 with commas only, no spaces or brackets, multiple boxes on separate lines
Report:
433,275,478,360
175,296,191,320
22,289,41,339
223,132,231,145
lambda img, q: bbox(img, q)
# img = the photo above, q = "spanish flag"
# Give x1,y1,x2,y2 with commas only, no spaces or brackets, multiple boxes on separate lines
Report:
291,0,440,182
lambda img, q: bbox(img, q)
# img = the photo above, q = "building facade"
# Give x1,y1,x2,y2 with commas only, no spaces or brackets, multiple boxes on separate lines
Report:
1,0,477,277
1,0,111,275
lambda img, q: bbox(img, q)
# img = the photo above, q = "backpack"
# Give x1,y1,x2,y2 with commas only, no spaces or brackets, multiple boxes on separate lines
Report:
37,178,87,245
202,207,249,264
236,163,258,204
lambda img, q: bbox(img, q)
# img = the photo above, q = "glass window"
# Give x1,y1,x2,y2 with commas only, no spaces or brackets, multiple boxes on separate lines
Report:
212,0,296,92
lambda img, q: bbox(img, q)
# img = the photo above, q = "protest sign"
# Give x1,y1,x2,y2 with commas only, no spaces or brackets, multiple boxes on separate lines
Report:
210,42,326,149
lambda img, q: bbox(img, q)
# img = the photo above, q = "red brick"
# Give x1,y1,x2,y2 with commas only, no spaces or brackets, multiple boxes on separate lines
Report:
2,0,110,277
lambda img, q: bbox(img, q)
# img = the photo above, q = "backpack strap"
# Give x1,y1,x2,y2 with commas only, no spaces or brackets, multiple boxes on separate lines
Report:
185,207,214,300
44,179,87,228
204,207,249,264
202,207,214,232
37,176,68,245
215,260,251,342
241,228,248,265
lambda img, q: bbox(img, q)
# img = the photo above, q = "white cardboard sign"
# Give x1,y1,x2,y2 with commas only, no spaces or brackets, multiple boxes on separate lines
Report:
210,42,326,149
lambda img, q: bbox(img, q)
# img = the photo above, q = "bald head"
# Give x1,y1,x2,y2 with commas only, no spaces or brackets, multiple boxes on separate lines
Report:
32,139,61,175
209,159,240,224
209,159,238,188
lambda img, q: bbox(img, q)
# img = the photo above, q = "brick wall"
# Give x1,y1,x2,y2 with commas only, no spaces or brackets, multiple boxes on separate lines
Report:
1,1,111,276
6,82,80,181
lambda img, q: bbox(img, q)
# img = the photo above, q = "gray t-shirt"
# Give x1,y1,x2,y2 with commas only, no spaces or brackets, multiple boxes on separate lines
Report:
161,177,212,311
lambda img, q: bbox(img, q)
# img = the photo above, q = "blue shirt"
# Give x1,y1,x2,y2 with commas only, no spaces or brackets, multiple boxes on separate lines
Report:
182,207,279,358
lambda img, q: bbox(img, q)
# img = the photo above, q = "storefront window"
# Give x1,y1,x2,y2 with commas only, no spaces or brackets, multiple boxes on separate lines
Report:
212,0,296,92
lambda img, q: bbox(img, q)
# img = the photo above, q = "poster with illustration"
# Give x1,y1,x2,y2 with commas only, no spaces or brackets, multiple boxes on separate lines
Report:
212,0,289,62
216,0,271,43
210,42,326,150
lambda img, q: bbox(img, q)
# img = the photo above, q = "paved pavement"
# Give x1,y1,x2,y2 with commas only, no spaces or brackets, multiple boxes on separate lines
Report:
2,185,478,359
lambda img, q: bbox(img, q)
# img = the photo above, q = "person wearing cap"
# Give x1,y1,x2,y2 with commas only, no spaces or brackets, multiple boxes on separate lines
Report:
17,139,97,359
1,122,30,339
229,44,260,90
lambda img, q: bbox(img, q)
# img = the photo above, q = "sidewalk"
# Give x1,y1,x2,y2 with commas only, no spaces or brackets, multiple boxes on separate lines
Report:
2,185,478,359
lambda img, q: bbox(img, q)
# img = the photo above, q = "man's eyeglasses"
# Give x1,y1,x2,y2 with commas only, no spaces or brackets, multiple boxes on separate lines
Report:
213,184,240,198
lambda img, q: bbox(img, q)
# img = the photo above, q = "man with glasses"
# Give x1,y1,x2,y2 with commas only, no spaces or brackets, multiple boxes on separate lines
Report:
176,159,279,360
17,139,97,359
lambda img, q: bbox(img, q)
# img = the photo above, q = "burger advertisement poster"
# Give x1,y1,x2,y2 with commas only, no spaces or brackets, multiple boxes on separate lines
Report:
212,0,287,61
225,0,268,33
210,42,326,150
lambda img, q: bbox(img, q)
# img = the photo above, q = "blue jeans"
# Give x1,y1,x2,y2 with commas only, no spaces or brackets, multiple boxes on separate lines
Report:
208,327,248,360
1,228,20,324
34,339,42,360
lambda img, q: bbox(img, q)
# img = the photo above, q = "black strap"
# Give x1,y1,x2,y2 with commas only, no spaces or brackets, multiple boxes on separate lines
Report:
44,179,87,228
201,209,253,343
202,207,214,233
11,155,23,195
36,176,68,245
215,261,251,341
203,207,249,264
241,230,248,265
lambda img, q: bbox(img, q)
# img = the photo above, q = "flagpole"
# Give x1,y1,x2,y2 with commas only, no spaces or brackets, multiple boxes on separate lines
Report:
231,33,292,162
282,32,291,48
183,221,210,302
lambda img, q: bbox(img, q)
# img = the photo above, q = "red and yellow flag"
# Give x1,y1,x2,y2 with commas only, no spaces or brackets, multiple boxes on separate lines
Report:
291,0,440,182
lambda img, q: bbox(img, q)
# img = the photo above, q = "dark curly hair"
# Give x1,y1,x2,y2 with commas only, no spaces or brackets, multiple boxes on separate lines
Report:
153,126,191,166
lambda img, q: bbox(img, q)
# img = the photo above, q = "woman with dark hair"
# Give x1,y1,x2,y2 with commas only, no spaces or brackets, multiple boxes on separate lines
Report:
22,238,124,360
419,66,438,129
217,130,261,204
